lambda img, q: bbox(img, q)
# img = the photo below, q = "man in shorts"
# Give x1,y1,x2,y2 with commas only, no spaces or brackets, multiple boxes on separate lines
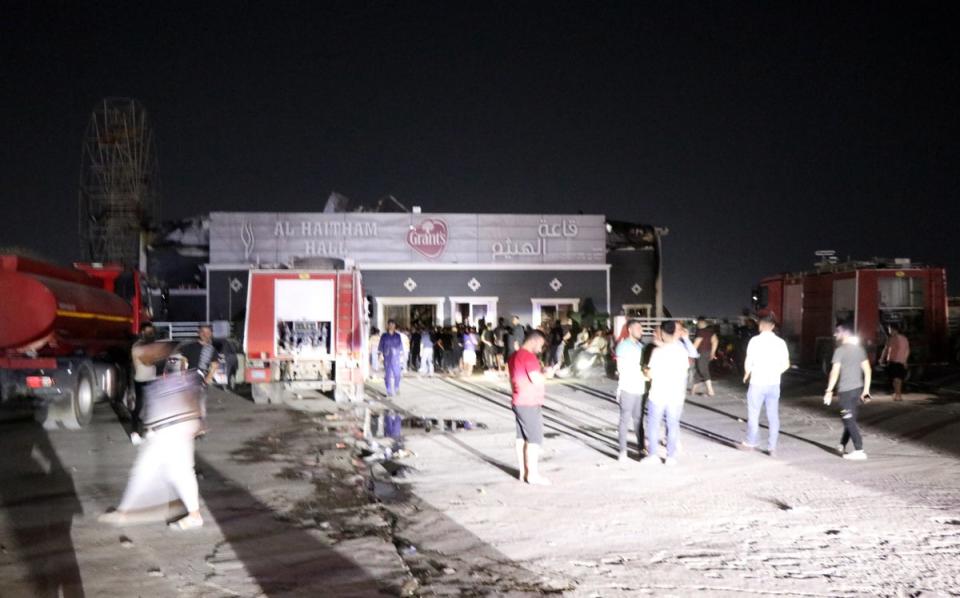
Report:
880,323,910,402
508,330,557,485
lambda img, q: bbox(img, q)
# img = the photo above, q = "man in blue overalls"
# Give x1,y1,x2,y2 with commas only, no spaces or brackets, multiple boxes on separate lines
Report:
378,319,404,397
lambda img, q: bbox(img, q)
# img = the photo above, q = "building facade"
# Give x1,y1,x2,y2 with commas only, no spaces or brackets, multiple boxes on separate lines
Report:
199,211,661,333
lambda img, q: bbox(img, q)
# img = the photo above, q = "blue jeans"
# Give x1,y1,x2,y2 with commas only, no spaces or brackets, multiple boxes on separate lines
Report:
645,400,683,459
745,383,780,450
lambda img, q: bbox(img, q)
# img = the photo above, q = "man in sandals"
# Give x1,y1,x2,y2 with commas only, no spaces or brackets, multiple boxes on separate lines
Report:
508,330,558,485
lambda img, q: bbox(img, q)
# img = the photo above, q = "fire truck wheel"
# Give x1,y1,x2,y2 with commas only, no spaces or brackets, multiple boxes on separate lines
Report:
42,365,96,430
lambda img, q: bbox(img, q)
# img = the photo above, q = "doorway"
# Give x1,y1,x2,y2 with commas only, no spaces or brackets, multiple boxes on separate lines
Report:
449,297,498,328
376,297,445,332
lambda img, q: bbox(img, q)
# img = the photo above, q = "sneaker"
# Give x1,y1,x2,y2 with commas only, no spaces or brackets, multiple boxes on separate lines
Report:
664,457,678,467
737,442,756,452
526,475,552,486
843,450,868,461
130,432,142,446
169,513,204,530
836,444,846,455
618,451,629,464
767,449,778,458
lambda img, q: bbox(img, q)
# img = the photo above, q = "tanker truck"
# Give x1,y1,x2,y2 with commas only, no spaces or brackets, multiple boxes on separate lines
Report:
0,255,148,429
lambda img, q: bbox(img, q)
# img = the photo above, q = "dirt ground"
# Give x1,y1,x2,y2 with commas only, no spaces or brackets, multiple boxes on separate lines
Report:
2,369,960,597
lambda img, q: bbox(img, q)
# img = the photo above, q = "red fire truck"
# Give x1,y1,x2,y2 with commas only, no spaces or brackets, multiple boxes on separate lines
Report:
755,258,948,368
243,263,367,403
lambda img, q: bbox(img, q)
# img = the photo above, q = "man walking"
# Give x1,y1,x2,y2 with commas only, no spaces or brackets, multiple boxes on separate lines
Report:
378,319,404,397
880,323,910,402
643,321,690,466
739,315,790,457
615,320,647,463
509,330,556,485
691,316,718,397
824,322,872,460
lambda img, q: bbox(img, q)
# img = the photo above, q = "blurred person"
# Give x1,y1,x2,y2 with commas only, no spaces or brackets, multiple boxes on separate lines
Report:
462,326,479,375
410,327,422,371
99,353,204,530
419,330,435,377
509,330,558,485
507,315,525,359
691,316,718,397
129,322,159,445
178,324,218,431
615,320,647,463
378,320,404,396
481,322,497,370
494,317,508,371
399,327,411,373
880,323,910,402
643,321,689,466
824,322,872,460
368,327,381,375
739,315,790,457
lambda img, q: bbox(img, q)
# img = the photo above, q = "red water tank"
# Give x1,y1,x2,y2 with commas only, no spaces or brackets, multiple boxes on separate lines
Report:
0,267,133,355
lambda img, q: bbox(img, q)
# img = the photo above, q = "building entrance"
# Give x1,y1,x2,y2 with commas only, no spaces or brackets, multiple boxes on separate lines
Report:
377,297,444,331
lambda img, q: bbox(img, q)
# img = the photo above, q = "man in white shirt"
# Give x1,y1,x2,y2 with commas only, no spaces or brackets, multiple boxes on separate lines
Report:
643,321,690,466
615,320,647,463
740,315,790,456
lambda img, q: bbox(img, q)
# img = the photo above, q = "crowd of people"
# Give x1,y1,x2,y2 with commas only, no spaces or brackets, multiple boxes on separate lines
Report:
505,315,895,485
368,315,637,383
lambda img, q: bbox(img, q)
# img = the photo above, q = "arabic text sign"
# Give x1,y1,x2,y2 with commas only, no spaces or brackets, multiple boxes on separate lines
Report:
210,212,606,265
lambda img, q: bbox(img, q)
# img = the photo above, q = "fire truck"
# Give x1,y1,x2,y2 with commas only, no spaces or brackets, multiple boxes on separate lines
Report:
243,261,367,404
755,258,948,369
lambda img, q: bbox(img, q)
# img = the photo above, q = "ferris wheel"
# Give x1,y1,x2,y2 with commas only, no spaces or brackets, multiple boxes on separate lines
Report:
78,98,161,267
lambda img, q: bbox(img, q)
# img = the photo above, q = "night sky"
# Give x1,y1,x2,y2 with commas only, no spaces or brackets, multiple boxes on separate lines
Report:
2,1,958,315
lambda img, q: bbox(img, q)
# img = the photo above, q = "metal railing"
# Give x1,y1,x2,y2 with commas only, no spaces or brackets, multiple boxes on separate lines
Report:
152,321,204,341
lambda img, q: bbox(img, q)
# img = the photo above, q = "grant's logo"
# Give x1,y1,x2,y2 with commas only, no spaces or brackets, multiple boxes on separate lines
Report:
407,219,448,259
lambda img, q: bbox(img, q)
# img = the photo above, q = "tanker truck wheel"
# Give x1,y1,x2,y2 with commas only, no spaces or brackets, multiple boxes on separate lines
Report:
42,365,96,430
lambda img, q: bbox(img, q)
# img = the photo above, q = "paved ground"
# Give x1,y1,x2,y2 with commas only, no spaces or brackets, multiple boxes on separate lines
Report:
2,370,960,597
368,370,960,597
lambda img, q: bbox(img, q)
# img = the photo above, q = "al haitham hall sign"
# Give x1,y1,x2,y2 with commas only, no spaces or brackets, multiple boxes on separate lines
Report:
211,212,606,266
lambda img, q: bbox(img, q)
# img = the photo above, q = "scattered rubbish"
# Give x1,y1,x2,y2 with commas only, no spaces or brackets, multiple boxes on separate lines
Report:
442,567,456,575
335,442,348,449
147,567,163,577
477,487,486,495
825,529,841,535
119,535,134,548
400,544,418,556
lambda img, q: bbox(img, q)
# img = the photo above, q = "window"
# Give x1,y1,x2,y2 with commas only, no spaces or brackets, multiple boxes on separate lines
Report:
531,298,580,327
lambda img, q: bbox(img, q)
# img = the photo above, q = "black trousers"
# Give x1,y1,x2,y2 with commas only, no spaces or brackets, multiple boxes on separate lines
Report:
838,388,864,451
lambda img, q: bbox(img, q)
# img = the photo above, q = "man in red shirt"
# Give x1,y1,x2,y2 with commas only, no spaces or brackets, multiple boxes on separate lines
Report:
508,329,556,485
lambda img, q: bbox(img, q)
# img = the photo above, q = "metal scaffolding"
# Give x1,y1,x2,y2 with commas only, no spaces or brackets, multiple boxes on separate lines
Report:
78,98,160,266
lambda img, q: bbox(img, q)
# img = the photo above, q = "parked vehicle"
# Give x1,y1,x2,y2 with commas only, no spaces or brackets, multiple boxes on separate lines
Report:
755,257,948,369
243,264,367,403
0,255,149,428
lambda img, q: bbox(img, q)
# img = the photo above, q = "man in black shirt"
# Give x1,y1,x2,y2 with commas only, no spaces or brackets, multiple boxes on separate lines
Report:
507,315,525,359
